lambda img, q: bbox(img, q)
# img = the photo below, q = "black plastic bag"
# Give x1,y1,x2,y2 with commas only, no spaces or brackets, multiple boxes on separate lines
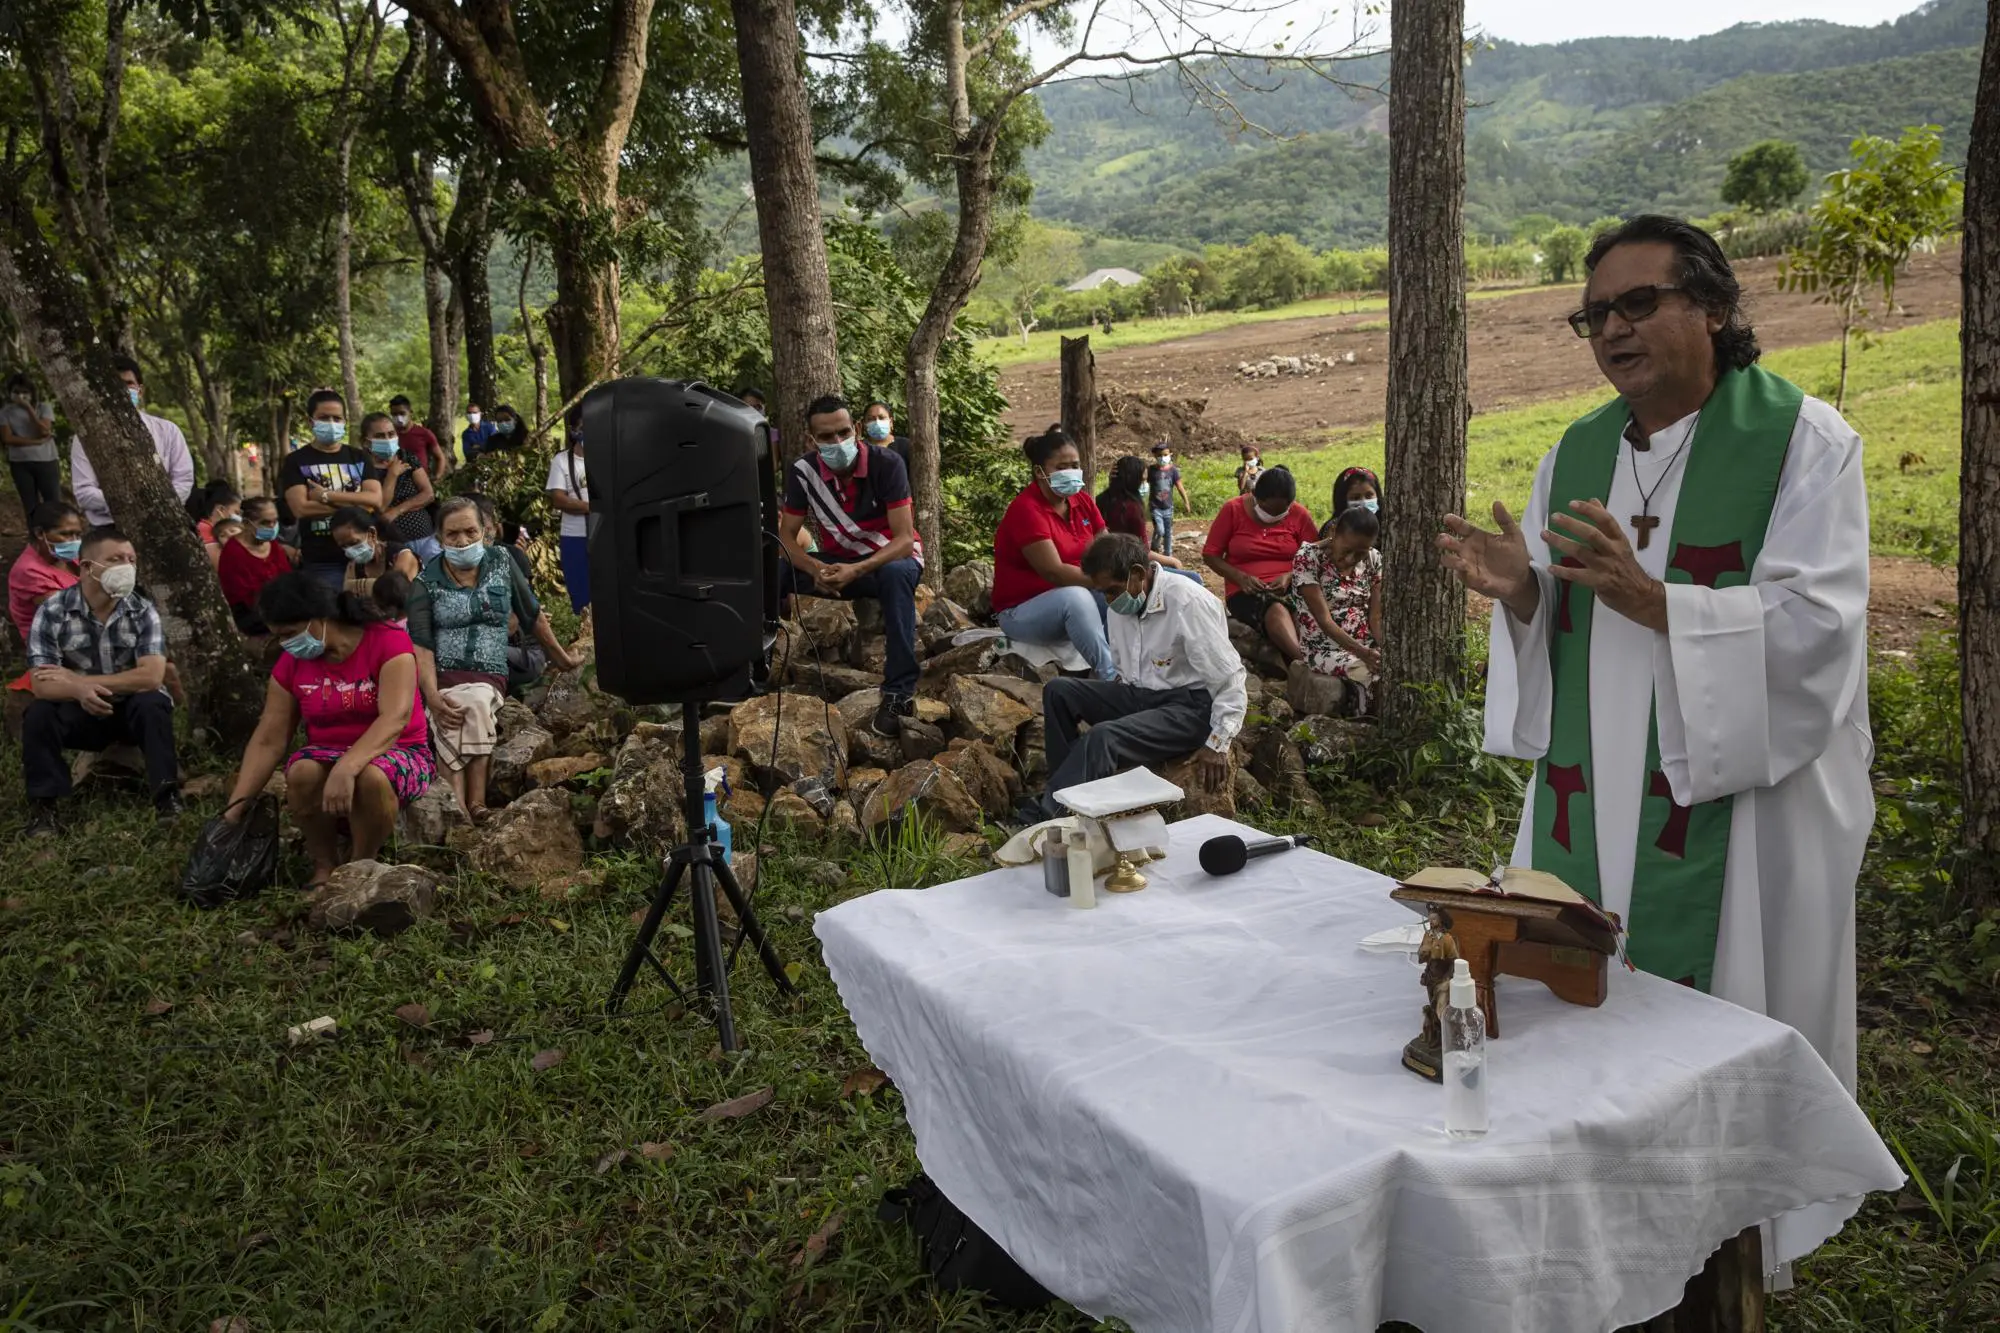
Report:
878,1173,1053,1309
179,795,279,909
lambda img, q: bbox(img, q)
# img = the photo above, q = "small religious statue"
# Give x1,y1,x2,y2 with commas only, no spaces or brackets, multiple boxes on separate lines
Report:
1401,906,1460,1083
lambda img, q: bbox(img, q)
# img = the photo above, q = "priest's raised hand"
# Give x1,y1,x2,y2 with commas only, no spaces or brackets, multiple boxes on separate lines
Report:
1542,500,1667,632
1437,500,1536,621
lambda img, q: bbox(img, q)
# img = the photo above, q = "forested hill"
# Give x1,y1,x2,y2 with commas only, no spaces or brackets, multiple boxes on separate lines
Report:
1027,0,1982,249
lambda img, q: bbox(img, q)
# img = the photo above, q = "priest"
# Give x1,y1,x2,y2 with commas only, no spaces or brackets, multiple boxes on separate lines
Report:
1439,215,1873,1096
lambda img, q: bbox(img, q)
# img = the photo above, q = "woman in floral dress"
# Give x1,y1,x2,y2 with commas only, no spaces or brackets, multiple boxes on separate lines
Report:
1289,505,1383,690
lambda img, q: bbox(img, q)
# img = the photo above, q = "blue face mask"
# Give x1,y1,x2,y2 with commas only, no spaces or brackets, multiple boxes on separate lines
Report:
254,524,281,543
818,437,859,471
444,540,486,569
1349,497,1379,514
281,625,326,660
1045,468,1084,497
493,420,515,436
126,387,142,408
51,539,82,562
1109,591,1146,616
369,438,398,459
344,541,376,565
312,420,346,446
864,419,892,442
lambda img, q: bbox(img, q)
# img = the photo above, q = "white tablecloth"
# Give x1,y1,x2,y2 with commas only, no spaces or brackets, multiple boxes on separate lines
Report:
814,814,1904,1333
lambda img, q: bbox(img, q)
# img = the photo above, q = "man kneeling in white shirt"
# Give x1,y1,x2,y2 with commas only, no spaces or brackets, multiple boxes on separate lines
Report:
1023,531,1247,821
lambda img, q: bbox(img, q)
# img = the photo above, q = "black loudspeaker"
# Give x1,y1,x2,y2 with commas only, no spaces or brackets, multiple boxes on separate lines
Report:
585,379,778,705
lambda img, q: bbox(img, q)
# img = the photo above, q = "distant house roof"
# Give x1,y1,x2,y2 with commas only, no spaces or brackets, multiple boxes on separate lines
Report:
1065,267,1145,292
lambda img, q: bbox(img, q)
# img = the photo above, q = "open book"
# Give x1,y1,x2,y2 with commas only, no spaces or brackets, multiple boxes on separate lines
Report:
1398,866,1619,938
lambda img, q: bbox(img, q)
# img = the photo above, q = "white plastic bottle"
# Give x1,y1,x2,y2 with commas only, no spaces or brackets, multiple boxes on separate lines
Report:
1066,829,1096,909
1443,958,1489,1139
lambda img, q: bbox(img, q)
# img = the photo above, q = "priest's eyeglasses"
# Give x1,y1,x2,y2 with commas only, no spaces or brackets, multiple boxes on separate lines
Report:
1566,284,1686,338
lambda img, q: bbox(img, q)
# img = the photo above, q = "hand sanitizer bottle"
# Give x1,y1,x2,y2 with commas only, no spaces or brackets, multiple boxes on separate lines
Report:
702,766,732,867
1444,958,1488,1139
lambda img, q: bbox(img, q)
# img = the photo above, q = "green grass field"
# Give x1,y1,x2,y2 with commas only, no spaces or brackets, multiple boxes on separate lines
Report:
1174,318,1964,565
976,285,1535,370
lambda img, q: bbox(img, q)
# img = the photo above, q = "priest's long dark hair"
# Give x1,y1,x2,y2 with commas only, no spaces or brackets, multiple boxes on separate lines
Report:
1584,215,1761,373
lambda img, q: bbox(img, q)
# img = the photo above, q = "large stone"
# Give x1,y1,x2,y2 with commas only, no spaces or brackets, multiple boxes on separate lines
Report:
1233,766,1270,810
495,697,539,745
307,860,438,936
921,595,976,640
537,667,614,739
728,691,846,791
1286,662,1349,720
845,766,889,811
1295,715,1371,767
488,723,556,805
898,717,948,764
473,788,585,889
764,787,826,838
1018,717,1048,784
833,689,949,740
596,733,685,852
791,657,880,700
396,783,469,847
916,639,994,698
945,675,1037,752
861,760,983,835
699,712,733,756
1248,730,1325,819
828,799,862,841
529,753,607,789
848,727,904,772
944,560,994,619
1161,749,1238,820
935,741,1021,818
1228,620,1290,678
793,597,859,660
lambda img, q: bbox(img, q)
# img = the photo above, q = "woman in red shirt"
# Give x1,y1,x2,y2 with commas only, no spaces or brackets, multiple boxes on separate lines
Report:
219,572,432,891
218,496,294,636
990,426,1115,679
1202,466,1321,664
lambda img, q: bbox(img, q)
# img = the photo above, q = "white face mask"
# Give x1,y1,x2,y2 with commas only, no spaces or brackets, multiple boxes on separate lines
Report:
95,562,138,598
1254,502,1286,524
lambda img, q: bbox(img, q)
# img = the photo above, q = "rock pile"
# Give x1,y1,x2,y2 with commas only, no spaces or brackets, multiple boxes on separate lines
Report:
1235,350,1360,379
399,556,1363,892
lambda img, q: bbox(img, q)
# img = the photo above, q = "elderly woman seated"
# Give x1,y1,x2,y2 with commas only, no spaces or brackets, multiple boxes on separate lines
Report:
1202,465,1320,664
220,572,434,889
409,496,580,819
990,425,1114,678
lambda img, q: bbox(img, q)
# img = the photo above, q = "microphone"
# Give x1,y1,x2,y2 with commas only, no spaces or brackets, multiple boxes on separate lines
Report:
1197,833,1315,876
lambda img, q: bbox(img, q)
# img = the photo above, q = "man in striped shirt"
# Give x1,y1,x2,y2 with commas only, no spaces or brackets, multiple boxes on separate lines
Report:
778,393,923,738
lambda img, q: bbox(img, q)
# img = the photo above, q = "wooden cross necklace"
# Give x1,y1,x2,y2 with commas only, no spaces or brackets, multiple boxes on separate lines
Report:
1626,411,1699,550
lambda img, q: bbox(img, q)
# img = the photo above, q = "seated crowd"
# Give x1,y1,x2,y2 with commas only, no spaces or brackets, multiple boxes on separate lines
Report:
5,372,588,862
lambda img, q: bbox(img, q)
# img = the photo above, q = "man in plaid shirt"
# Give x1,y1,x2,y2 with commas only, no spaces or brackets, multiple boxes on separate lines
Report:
23,525,182,836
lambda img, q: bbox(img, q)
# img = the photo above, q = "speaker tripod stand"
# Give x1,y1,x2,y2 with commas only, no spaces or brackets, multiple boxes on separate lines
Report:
608,700,792,1049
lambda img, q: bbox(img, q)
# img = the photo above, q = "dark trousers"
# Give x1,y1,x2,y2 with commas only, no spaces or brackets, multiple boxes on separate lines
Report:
301,562,346,591
560,534,591,612
8,459,62,519
23,691,179,801
1038,678,1213,817
780,555,922,698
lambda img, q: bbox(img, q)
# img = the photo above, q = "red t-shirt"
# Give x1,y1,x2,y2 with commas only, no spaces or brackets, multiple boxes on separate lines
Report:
273,620,428,752
991,486,1106,614
398,423,445,474
1202,495,1321,595
218,537,294,610
1098,492,1147,541
8,544,78,645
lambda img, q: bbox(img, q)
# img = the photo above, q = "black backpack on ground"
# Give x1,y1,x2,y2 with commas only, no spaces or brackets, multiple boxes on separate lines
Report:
877,1173,1054,1310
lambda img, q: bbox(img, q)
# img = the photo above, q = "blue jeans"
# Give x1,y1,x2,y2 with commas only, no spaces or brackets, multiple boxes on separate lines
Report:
997,585,1116,681
560,534,591,612
302,562,346,591
780,555,922,698
1150,506,1174,555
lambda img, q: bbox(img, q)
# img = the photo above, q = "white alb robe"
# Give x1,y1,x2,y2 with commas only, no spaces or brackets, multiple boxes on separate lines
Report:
1485,396,1874,1098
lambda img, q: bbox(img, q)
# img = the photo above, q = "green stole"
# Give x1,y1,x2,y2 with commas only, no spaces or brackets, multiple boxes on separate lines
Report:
1530,365,1801,991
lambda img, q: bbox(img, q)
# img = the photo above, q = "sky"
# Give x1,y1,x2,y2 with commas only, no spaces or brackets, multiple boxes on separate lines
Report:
994,0,1935,75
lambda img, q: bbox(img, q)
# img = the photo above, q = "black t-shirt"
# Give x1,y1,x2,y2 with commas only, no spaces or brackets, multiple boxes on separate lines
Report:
278,444,371,566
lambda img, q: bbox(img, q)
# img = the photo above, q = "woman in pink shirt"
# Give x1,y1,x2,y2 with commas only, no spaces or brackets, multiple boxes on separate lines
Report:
8,500,83,647
221,572,432,889
1202,466,1321,664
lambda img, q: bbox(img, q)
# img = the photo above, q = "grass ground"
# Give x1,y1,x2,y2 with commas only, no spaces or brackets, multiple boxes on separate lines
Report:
975,285,1533,370
2,319,1995,1329
1174,319,1964,566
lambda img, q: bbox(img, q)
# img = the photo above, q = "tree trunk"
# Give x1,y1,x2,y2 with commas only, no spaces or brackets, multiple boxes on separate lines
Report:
1959,1,2000,911
190,338,232,479
335,138,361,412
423,253,452,435
1836,306,1854,412
445,289,464,422
518,244,549,433
0,223,262,739
1060,334,1097,486
731,0,841,460
1381,0,1469,731
456,236,496,411
545,226,622,404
